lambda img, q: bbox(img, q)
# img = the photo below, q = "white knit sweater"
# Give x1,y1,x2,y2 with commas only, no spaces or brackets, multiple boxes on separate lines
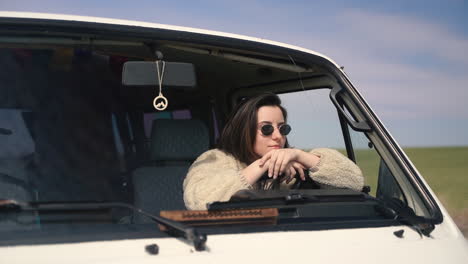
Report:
183,148,364,210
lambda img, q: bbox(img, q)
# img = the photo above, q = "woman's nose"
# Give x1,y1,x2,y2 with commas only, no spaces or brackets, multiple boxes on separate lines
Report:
271,127,282,139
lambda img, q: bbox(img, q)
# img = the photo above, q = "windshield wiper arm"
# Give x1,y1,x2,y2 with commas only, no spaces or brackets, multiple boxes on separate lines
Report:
374,197,435,237
0,199,207,251
208,189,366,210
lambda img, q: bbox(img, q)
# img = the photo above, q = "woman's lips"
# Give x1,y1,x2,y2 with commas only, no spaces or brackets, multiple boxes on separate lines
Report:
269,145,280,149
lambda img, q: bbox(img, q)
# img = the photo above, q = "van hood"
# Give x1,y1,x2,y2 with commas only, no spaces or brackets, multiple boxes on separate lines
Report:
2,226,467,264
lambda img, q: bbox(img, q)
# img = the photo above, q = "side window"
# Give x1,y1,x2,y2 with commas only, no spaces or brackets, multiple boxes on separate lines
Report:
280,89,401,199
346,127,381,196
279,89,346,151
343,107,404,200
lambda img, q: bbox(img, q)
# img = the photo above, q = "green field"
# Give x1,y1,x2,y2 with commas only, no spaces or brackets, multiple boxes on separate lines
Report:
352,146,468,235
403,147,468,211
354,146,468,210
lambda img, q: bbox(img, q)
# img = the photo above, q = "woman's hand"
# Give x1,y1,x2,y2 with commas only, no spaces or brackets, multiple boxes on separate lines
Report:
258,148,300,179
281,161,306,183
259,148,320,180
241,159,271,185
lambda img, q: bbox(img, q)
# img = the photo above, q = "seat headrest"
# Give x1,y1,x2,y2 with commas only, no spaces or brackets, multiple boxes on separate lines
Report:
150,119,209,161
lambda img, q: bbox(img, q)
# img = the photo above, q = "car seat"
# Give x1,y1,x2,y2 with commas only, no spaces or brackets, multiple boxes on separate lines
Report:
131,118,209,223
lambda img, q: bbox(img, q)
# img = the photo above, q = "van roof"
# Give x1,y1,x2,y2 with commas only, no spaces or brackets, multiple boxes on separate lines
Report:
0,11,342,70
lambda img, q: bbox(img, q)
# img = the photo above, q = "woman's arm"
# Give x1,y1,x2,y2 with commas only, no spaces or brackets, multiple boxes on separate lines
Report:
183,149,253,210
241,159,272,185
306,148,364,191
260,148,364,191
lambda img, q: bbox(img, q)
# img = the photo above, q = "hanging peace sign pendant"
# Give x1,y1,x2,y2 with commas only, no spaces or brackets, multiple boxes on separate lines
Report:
153,94,168,111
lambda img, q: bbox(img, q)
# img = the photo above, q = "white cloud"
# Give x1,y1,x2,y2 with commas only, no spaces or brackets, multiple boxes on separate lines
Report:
344,57,468,118
336,9,468,66
290,9,468,121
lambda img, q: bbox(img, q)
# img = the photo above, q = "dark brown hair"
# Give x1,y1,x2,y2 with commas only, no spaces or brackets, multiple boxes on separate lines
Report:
218,93,289,164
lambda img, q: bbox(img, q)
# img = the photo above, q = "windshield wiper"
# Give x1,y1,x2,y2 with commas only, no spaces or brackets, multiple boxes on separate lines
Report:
208,189,366,210
0,199,207,251
208,189,435,237
375,197,435,237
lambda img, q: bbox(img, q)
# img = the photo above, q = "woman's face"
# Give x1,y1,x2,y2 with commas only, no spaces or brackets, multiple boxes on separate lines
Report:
253,106,287,158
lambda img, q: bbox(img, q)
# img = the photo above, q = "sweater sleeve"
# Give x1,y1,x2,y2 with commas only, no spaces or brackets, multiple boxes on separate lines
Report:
183,149,252,210
308,148,364,191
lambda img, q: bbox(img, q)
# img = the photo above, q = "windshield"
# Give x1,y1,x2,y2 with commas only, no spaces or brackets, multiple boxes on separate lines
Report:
0,22,437,246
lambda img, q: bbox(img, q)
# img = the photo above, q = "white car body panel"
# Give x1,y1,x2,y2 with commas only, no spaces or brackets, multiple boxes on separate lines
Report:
3,227,468,264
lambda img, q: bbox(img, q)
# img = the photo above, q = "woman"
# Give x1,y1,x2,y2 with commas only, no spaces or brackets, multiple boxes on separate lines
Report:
183,93,364,210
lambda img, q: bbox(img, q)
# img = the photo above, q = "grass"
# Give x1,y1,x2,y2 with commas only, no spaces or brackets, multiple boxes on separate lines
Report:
352,146,468,236
403,147,468,211
404,147,468,237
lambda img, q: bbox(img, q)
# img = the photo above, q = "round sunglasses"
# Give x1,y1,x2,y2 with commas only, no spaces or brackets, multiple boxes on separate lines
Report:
259,124,292,136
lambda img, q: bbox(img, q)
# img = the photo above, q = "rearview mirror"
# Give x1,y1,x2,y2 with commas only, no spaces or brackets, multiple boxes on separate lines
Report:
122,61,197,89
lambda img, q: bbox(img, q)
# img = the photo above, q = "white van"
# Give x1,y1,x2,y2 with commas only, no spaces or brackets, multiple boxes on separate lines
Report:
0,12,467,263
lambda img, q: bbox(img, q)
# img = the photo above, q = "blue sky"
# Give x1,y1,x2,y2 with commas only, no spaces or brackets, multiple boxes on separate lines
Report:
1,0,467,147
